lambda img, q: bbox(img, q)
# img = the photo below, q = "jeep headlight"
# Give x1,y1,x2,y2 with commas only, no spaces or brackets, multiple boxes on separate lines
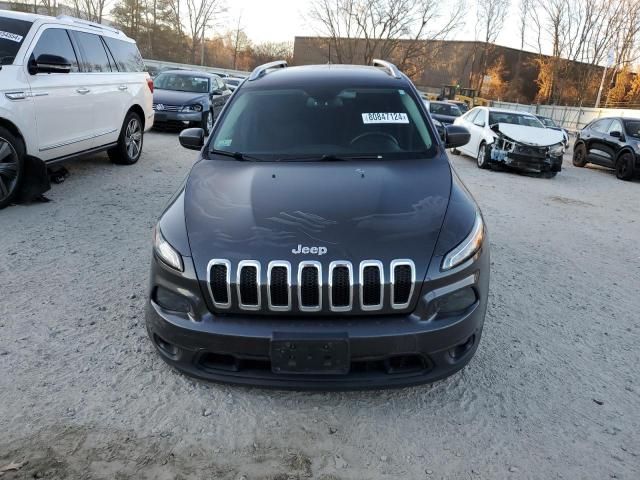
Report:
181,104,203,112
441,211,485,271
153,226,183,271
548,143,564,156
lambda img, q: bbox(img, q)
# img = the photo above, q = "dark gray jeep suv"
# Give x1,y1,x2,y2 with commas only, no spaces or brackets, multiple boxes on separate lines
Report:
145,60,489,389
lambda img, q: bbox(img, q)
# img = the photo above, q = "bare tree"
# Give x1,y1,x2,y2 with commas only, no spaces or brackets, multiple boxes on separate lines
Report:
474,0,510,93
308,0,465,78
183,0,225,64
230,13,250,70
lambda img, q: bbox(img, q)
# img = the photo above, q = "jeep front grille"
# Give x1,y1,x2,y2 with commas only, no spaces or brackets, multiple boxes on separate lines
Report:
207,259,416,313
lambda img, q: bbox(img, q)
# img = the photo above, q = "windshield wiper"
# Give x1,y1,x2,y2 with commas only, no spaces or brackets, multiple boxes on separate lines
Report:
209,149,263,162
283,154,384,162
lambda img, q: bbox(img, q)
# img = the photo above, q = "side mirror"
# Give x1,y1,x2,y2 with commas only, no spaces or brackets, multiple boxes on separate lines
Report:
609,130,625,141
29,54,71,74
445,125,471,149
179,128,205,150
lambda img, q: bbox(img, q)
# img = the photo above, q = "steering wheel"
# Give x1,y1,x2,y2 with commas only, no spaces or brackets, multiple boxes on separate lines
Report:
349,131,400,147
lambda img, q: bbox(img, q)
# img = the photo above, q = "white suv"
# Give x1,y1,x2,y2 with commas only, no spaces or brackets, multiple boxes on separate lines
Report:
0,10,154,208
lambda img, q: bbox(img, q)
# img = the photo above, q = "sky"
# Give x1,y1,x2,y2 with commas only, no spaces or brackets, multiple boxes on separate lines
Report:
225,0,529,52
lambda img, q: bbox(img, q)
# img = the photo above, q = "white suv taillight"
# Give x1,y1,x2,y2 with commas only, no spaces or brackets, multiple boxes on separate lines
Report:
146,77,154,93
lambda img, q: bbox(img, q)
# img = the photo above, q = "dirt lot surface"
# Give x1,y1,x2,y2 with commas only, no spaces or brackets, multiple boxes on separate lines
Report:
1,131,639,480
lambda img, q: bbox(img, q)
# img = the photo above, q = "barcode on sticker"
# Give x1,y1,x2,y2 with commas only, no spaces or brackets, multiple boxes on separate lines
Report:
362,112,409,124
0,31,23,43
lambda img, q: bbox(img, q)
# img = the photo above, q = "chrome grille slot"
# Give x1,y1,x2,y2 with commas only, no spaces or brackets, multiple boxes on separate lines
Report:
390,259,415,309
207,259,231,309
360,260,384,311
329,261,353,312
237,260,261,310
298,261,322,312
267,261,291,311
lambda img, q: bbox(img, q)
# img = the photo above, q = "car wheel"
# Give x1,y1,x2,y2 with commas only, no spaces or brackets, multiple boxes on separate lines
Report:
201,109,214,135
477,142,490,169
0,127,25,210
572,144,587,167
108,111,144,165
615,152,634,181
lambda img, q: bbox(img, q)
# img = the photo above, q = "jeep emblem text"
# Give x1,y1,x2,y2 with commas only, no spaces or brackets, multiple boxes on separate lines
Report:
291,244,327,256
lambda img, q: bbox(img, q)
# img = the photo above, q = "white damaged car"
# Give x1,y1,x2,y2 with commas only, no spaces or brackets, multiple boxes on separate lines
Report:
453,107,565,177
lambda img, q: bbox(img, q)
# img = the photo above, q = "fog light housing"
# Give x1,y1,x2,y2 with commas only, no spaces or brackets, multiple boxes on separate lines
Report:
154,286,191,313
427,286,477,318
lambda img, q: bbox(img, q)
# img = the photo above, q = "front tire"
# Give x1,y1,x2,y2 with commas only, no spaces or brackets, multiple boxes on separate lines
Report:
615,152,634,181
201,109,214,136
572,144,587,167
0,127,25,210
477,142,490,169
108,111,144,165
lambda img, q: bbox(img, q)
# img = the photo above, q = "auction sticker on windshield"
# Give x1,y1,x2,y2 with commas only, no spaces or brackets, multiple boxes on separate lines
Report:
362,112,409,124
0,31,23,42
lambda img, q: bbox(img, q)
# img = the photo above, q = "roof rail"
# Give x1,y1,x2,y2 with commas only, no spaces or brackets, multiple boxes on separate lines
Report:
248,60,288,81
56,15,122,35
372,59,401,79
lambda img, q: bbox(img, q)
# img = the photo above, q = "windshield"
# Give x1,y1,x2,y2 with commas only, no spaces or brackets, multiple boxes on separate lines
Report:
430,102,462,117
489,112,544,128
0,17,32,65
210,87,435,160
538,117,557,128
624,120,640,139
154,73,210,93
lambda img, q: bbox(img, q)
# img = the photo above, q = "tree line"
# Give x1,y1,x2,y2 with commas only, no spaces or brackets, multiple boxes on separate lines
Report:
6,0,293,70
308,0,640,107
5,0,640,106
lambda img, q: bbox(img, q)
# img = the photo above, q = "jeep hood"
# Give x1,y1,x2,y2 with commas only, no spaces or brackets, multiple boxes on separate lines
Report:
495,123,564,146
184,157,452,283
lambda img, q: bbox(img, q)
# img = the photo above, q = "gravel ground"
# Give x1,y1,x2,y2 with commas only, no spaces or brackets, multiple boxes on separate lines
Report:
1,131,639,480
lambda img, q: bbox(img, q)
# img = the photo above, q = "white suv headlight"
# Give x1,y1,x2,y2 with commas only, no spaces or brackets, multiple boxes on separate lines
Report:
153,226,183,271
442,212,485,271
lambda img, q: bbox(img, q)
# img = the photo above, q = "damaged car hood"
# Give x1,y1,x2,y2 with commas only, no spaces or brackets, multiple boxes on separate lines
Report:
494,123,564,146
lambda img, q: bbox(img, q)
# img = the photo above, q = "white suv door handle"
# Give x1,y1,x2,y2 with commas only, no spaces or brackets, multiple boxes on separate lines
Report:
118,85,128,91
76,87,90,95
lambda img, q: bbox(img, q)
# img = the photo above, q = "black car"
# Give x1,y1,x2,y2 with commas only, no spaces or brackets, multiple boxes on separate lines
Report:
145,60,489,389
573,117,640,180
152,69,232,134
535,115,569,148
426,100,463,125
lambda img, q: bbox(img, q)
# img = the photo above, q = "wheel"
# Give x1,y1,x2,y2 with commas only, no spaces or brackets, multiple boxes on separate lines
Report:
201,109,214,135
572,144,587,167
615,152,634,181
108,111,144,165
476,142,490,169
0,127,25,209
450,148,460,155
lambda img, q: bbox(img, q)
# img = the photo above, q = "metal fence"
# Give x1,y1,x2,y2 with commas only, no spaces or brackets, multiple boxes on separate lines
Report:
490,101,640,133
143,58,249,78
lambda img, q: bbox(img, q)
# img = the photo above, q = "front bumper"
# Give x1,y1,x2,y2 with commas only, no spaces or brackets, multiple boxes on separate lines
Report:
152,110,203,124
145,246,489,390
490,143,563,173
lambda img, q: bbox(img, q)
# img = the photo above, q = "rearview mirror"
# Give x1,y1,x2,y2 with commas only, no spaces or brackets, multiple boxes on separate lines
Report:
179,128,205,150
445,125,470,149
28,54,71,75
